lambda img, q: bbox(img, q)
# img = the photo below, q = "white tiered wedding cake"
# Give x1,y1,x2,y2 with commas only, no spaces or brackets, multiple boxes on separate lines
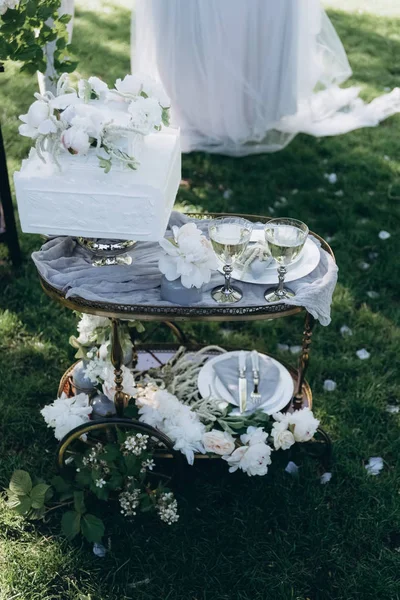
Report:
14,73,181,242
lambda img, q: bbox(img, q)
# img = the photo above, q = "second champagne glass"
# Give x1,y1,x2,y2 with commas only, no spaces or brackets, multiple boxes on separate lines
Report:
264,218,309,302
208,217,253,303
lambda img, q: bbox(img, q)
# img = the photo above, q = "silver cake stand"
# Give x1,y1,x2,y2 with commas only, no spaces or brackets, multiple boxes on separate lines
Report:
76,238,136,267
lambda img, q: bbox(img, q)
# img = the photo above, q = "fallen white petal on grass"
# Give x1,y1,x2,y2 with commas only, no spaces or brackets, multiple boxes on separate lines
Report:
365,457,384,476
277,343,290,352
360,218,369,224
320,472,332,485
379,230,391,240
285,461,299,476
317,187,326,193
340,325,353,337
334,190,344,197
386,405,400,414
291,189,299,195
356,349,370,360
290,345,302,355
325,235,334,243
359,262,370,271
367,191,375,196
93,542,107,558
268,207,275,214
367,291,379,299
384,155,390,161
368,252,379,260
324,173,337,184
323,380,337,392
223,189,233,199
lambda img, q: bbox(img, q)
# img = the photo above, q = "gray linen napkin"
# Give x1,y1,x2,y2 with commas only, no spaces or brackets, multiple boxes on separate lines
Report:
213,353,280,406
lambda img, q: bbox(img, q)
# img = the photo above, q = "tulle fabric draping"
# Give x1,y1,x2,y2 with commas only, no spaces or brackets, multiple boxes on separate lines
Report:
132,0,400,155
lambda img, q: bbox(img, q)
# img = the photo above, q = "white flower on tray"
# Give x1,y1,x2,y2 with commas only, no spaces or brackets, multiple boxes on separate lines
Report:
202,430,235,456
223,429,272,477
76,314,110,346
159,222,219,289
271,420,295,451
41,392,92,441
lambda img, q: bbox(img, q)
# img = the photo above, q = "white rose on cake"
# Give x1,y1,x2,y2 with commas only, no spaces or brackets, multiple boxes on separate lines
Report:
19,100,57,139
159,222,219,289
202,430,235,455
62,126,91,155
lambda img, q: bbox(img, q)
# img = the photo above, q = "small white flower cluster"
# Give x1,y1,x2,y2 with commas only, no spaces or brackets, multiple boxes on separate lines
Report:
159,223,219,289
157,492,179,525
40,392,92,441
222,427,272,476
82,442,104,467
0,0,18,15
271,408,320,451
18,72,171,171
123,433,149,456
141,458,155,473
139,389,206,465
119,488,141,517
95,478,106,488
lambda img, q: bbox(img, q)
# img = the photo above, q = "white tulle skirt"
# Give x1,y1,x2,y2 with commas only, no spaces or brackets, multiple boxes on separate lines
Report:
132,0,400,155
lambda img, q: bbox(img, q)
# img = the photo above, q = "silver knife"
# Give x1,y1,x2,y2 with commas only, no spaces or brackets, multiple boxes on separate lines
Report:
238,351,247,413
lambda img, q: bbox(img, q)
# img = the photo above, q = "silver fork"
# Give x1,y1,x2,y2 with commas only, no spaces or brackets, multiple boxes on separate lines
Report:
250,350,262,407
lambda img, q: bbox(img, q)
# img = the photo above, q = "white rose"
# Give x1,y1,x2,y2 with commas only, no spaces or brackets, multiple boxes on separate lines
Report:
271,421,295,451
88,76,109,98
19,100,57,139
203,430,235,456
223,445,247,473
61,126,91,155
288,408,320,442
141,78,171,108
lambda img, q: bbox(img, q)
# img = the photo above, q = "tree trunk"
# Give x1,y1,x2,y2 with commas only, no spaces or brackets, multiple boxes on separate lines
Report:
37,0,75,95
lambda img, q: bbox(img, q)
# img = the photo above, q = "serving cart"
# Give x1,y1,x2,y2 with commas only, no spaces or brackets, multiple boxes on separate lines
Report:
35,213,334,471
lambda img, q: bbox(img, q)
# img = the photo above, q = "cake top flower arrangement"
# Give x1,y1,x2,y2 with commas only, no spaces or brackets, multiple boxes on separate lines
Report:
18,72,171,172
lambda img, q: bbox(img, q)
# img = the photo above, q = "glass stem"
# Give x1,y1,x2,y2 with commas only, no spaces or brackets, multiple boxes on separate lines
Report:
276,265,287,297
223,264,233,293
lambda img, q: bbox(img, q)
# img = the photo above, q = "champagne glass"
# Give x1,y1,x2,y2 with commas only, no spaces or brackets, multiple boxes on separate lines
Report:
264,218,309,302
208,217,253,303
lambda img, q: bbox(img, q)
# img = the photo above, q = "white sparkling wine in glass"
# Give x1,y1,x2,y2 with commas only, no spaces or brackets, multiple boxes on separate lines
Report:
265,224,306,265
209,223,251,264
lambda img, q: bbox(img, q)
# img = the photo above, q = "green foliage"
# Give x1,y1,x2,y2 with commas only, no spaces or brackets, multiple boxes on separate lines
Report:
0,0,77,75
7,470,51,518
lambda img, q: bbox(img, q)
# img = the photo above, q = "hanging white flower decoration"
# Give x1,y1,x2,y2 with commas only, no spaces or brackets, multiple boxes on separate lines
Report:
159,223,219,289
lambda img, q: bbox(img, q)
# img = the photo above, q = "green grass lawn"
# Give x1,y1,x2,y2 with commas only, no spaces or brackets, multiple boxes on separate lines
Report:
1,2,400,599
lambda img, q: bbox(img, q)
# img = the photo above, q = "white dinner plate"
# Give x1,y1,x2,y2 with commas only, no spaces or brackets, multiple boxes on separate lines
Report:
222,236,320,285
197,351,294,415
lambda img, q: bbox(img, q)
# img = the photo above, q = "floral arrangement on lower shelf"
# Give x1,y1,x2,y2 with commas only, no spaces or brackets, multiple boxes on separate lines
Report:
6,315,320,548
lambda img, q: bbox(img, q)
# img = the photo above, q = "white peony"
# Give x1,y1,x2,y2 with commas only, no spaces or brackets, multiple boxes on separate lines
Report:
128,96,162,134
135,384,161,409
41,392,92,441
0,0,19,15
139,389,206,464
61,126,91,155
159,222,219,289
88,76,109,98
223,442,272,476
271,420,295,451
141,78,171,108
288,408,320,442
240,426,268,446
76,314,110,345
115,73,146,96
202,430,235,456
19,100,57,139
